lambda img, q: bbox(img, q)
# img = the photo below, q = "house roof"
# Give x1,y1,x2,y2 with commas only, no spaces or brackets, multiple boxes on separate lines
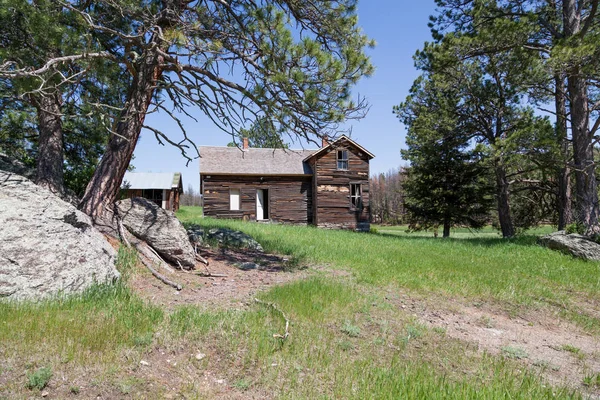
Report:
199,147,315,175
303,135,375,162
122,172,182,190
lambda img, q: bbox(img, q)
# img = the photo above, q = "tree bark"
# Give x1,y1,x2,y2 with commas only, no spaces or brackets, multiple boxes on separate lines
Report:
555,75,573,230
443,219,450,238
79,44,163,223
563,0,600,235
34,92,64,195
495,164,515,238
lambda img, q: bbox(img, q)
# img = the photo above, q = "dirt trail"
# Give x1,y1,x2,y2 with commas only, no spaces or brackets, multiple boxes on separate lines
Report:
390,292,600,395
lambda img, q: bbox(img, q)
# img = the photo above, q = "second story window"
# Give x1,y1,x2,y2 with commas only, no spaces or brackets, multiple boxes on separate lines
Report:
337,150,348,170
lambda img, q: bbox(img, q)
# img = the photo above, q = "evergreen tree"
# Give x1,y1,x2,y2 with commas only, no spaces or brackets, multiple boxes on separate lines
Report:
395,75,493,237
227,117,288,149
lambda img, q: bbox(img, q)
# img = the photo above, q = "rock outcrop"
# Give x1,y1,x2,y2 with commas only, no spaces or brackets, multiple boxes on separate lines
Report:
539,231,600,261
187,225,263,252
0,170,120,301
116,198,196,269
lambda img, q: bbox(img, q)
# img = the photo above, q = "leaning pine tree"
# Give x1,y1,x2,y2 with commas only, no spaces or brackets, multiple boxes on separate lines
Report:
73,0,374,225
395,75,493,237
1,1,374,227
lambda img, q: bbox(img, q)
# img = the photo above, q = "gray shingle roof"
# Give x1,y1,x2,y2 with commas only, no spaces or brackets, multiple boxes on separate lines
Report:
199,147,316,175
122,172,182,190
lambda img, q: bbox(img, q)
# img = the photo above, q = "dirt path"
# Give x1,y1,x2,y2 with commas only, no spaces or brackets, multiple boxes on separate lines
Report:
387,291,600,396
130,248,311,310
130,247,599,397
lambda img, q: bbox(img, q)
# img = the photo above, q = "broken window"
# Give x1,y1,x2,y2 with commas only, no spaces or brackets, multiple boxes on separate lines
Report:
230,188,240,211
337,150,348,170
350,183,362,209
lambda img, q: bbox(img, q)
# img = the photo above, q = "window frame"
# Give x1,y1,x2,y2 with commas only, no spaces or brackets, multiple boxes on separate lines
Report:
229,188,241,211
337,149,348,170
350,183,362,210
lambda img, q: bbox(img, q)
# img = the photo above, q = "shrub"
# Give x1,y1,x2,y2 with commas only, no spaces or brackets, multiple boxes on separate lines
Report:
26,367,52,390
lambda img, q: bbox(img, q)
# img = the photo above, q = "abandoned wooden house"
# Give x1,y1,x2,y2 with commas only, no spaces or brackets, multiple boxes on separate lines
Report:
121,172,183,212
199,135,374,231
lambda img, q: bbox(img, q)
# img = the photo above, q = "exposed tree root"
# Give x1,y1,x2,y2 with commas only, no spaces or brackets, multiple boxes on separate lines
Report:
114,213,183,291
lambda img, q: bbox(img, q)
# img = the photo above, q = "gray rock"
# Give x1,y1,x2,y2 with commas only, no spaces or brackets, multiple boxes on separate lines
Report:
0,171,120,301
539,231,600,261
237,262,258,271
207,228,263,252
187,226,205,246
116,198,196,269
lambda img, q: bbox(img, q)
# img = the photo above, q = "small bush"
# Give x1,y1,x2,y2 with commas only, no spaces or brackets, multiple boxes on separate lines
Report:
26,367,52,390
341,320,361,337
501,346,528,360
565,222,585,235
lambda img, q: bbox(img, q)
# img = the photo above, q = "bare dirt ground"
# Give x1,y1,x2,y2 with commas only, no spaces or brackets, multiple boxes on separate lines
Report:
130,248,312,311
385,290,600,397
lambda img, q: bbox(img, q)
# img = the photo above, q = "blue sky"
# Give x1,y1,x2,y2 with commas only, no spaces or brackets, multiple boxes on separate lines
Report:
136,1,438,192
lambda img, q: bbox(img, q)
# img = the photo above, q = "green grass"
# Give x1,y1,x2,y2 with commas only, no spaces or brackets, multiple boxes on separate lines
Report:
0,247,163,366
0,208,595,398
177,209,600,332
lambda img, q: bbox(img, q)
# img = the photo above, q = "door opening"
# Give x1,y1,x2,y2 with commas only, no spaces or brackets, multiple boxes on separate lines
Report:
256,189,269,220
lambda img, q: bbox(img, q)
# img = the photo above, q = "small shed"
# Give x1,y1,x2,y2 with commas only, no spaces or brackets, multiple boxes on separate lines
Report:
121,172,183,211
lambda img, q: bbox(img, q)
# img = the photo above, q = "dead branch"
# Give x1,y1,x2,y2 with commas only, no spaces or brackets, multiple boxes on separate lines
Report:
254,298,290,340
137,252,183,291
195,272,228,278
146,245,175,273
117,219,131,247
127,236,183,290
195,253,209,266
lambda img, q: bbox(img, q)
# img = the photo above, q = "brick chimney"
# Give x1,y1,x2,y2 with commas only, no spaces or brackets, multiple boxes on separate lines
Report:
242,137,249,150
321,136,329,148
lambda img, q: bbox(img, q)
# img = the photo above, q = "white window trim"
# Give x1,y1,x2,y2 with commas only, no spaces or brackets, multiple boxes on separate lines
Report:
337,150,348,170
350,183,362,210
230,188,241,211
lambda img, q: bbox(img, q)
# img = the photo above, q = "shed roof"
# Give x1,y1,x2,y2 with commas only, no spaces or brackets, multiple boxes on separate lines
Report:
199,147,315,175
122,172,182,190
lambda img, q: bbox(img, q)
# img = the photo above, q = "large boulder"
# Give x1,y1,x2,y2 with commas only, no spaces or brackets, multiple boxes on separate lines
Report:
539,231,600,261
0,170,120,301
116,198,196,269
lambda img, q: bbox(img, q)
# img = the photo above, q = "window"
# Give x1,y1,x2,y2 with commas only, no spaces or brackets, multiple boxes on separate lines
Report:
230,188,240,211
350,184,362,209
142,189,163,207
337,150,348,170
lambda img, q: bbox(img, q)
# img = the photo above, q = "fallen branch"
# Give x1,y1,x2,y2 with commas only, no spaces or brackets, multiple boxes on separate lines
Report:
195,272,228,278
194,244,210,266
254,298,290,340
195,253,209,266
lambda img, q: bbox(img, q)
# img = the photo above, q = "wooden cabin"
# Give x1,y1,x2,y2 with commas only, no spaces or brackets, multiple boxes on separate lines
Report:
199,136,374,231
121,172,183,212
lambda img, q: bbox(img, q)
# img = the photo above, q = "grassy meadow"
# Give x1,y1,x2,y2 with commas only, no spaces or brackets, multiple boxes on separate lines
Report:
1,205,598,398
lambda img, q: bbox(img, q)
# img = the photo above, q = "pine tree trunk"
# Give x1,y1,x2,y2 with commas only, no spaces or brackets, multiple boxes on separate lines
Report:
555,75,573,230
79,46,163,223
35,92,64,195
495,164,514,238
443,219,450,238
563,0,600,235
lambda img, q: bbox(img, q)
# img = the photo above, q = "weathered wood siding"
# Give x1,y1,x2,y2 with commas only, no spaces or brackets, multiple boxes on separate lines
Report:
313,139,370,231
202,175,313,223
